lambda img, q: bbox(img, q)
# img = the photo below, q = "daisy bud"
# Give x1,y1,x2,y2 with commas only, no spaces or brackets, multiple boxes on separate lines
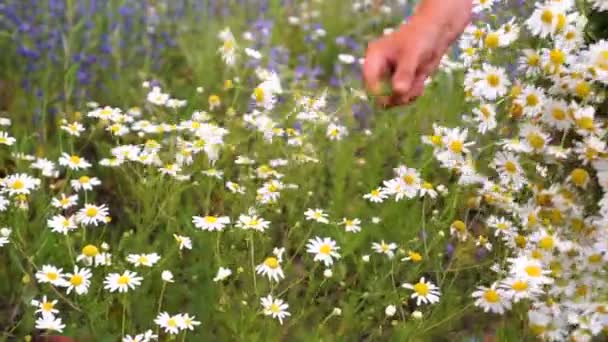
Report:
362,255,370,263
323,269,333,278
385,305,397,317
411,311,423,319
332,307,342,316
161,270,174,283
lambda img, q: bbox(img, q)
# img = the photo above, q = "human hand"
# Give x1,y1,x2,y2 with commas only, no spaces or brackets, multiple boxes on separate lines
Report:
363,0,473,107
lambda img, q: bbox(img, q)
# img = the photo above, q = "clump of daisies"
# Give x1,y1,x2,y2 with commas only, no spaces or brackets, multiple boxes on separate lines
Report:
365,0,608,339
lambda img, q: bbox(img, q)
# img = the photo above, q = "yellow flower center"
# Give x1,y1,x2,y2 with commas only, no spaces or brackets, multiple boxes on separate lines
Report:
511,280,528,292
403,174,415,185
480,106,491,118
413,282,430,296
269,303,281,313
205,216,218,223
576,117,594,130
69,155,81,164
570,168,588,187
541,9,553,24
42,301,55,312
588,254,602,263
264,257,279,269
408,251,422,262
504,161,517,173
82,244,99,257
524,265,542,277
575,81,590,98
117,275,130,285
538,236,554,250
430,135,443,146
254,87,265,102
70,274,83,286
11,179,24,190
597,50,608,70
319,244,332,255
449,140,464,153
486,74,500,87
85,207,98,218
167,318,178,327
483,290,500,303
527,133,545,149
527,54,540,66
452,220,466,232
79,176,90,184
47,272,58,281
525,94,539,107
484,33,499,49
138,256,149,264
549,49,565,65
551,108,566,120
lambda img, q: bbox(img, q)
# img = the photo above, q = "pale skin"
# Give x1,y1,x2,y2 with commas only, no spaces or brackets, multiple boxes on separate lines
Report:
363,0,474,107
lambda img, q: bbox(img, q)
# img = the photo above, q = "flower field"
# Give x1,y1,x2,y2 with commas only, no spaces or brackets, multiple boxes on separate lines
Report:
1,0,607,341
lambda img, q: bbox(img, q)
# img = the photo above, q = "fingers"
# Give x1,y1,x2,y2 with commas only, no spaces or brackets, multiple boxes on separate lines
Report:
388,40,449,106
363,41,392,98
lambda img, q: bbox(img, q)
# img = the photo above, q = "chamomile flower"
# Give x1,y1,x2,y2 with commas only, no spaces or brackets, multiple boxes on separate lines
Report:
402,250,423,263
493,151,526,189
363,188,387,203
507,256,553,285
64,266,92,295
103,270,143,293
236,213,270,231
340,218,361,233
0,131,16,145
472,103,497,134
61,121,86,136
47,214,78,234
260,295,290,324
306,236,341,266
70,175,101,192
77,203,110,226
471,64,511,101
192,215,230,231
154,312,183,335
500,277,543,303
326,123,348,141
58,153,91,170
36,265,65,286
304,208,330,224
126,253,161,267
180,313,201,331
372,240,398,259
35,315,65,333
473,0,497,13
173,234,192,250
472,283,512,314
32,296,59,318
0,227,10,247
256,248,285,282
1,173,40,195
212,267,232,282
51,193,78,209
402,277,441,305
516,85,545,117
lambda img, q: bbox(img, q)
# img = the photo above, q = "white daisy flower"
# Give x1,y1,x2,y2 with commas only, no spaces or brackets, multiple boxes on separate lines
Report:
260,294,291,324
103,270,143,293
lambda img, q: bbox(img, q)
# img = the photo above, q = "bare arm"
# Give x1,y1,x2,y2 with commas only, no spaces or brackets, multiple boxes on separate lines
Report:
363,0,473,107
